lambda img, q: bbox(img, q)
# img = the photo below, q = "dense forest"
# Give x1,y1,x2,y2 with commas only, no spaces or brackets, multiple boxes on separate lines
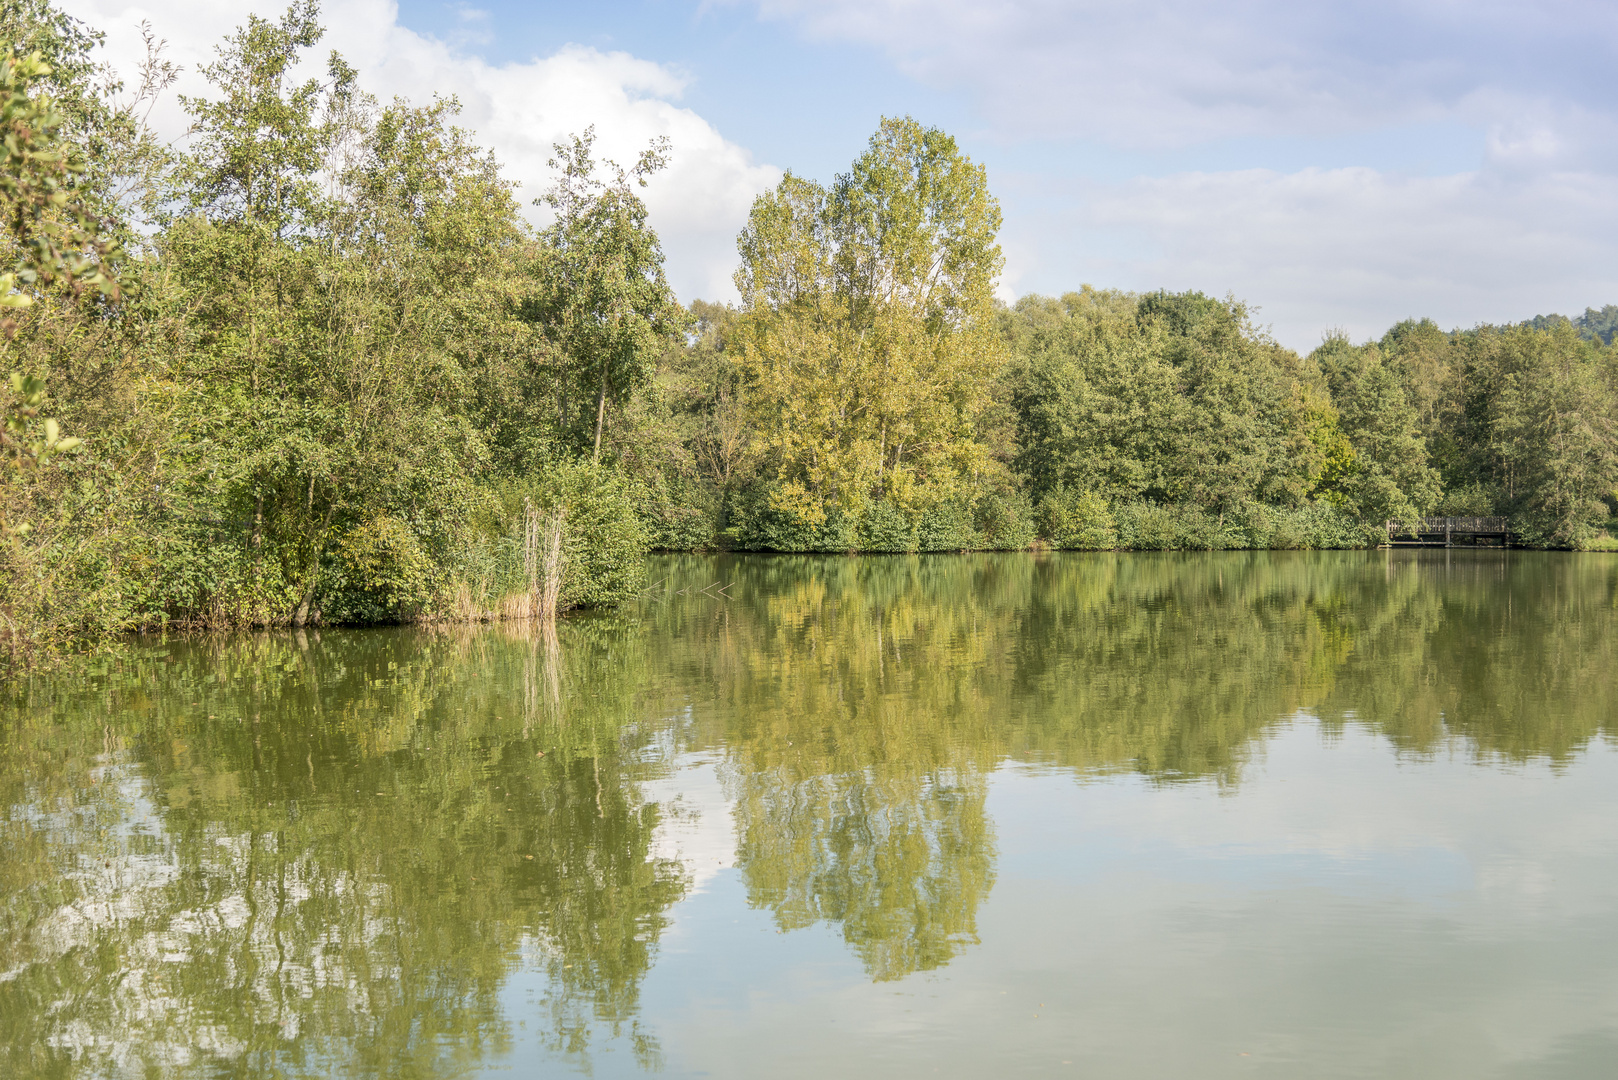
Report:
3,0,1617,666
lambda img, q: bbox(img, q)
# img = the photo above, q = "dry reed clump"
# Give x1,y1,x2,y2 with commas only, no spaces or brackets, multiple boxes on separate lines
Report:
519,497,567,623
421,502,568,627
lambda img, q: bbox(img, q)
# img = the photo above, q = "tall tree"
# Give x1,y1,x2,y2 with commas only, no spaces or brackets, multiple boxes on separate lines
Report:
532,127,684,462
1311,334,1441,523
1487,323,1618,545
1141,291,1312,515
1008,289,1183,501
162,3,524,624
734,116,1005,523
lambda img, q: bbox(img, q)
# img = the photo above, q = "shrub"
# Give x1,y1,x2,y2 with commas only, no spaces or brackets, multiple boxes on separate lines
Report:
1038,486,1118,549
325,513,439,623
857,499,916,552
914,500,976,551
975,490,1037,550
486,460,649,608
635,472,719,551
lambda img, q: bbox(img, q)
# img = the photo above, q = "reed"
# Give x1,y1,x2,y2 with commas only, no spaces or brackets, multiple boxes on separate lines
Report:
520,498,567,623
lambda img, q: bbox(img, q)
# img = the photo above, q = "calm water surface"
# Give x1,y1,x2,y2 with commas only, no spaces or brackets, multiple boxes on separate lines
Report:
4,551,1618,1078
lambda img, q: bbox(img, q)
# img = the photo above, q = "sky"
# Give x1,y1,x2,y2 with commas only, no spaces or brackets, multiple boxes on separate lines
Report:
58,0,1618,351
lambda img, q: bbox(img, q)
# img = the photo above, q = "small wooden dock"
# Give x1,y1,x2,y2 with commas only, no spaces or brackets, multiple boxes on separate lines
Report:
1385,516,1516,548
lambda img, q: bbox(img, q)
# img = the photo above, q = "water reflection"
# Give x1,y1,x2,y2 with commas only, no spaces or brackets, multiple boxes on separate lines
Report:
2,550,1616,1076
0,626,686,1076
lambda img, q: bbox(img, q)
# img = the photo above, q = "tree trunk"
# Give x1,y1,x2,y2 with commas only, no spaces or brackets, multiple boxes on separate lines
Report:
592,378,607,463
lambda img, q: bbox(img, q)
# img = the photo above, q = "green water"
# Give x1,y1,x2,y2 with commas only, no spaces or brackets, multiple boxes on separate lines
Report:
4,550,1618,1078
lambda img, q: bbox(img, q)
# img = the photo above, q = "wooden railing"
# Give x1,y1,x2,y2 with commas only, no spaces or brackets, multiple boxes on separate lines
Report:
1387,516,1510,535
1385,517,1514,544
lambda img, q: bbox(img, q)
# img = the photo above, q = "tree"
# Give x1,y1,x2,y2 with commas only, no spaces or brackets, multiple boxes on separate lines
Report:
1311,333,1441,523
1140,291,1312,515
0,0,177,236
734,116,1006,524
1489,323,1618,545
1576,304,1618,347
1008,289,1183,501
1,47,121,526
161,4,523,625
173,0,351,235
0,49,121,323
1010,289,1318,519
678,299,752,488
531,127,685,462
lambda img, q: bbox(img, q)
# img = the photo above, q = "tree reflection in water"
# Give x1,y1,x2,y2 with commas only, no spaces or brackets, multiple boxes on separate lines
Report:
3,549,1617,1075
0,623,686,1077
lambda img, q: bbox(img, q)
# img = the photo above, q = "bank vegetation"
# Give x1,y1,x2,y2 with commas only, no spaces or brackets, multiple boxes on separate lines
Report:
4,0,1617,668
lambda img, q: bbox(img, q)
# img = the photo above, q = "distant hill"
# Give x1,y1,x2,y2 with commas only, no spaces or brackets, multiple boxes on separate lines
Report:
1526,305,1618,345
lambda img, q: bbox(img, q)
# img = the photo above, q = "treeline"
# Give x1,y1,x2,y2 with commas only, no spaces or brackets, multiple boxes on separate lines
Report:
653,287,1618,556
1527,304,1618,345
4,1,1618,665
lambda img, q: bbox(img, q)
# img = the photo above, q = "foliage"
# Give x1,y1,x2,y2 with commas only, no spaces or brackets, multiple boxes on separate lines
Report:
0,39,129,665
974,488,1037,550
1378,319,1618,547
1038,485,1118,550
1308,333,1441,522
0,1,665,672
5,0,1618,675
1576,304,1618,346
531,126,686,462
0,48,121,320
498,459,649,608
732,117,1005,526
1008,288,1321,517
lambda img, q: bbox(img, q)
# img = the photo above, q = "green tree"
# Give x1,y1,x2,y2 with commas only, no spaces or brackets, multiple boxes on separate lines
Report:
1009,288,1182,502
531,126,685,462
0,43,125,661
0,48,121,320
1008,289,1320,524
1488,323,1618,545
734,116,1006,524
173,0,349,235
1311,333,1440,523
1576,304,1618,346
156,4,538,626
1139,291,1315,515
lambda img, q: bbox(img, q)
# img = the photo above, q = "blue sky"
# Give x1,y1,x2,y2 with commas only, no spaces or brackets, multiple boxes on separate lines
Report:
65,0,1618,349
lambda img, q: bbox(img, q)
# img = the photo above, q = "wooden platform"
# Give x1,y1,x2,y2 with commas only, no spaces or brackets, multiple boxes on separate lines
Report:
1385,516,1516,547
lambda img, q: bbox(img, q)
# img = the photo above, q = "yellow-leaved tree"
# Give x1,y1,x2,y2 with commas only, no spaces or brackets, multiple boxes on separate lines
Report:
733,116,1005,525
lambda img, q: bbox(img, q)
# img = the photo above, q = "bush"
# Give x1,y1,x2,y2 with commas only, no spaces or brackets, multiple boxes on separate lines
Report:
974,490,1037,550
1113,502,1183,550
914,500,976,551
1038,486,1118,549
635,472,719,551
723,486,858,551
486,460,649,608
857,499,916,552
325,513,440,624
724,485,989,553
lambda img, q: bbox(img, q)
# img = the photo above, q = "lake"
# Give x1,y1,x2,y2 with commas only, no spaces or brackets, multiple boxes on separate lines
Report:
4,550,1618,1078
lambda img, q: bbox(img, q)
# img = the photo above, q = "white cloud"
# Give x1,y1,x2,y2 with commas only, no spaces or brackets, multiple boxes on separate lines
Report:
60,0,1618,340
738,0,1618,148
728,0,1618,341
62,0,779,303
1028,164,1618,350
